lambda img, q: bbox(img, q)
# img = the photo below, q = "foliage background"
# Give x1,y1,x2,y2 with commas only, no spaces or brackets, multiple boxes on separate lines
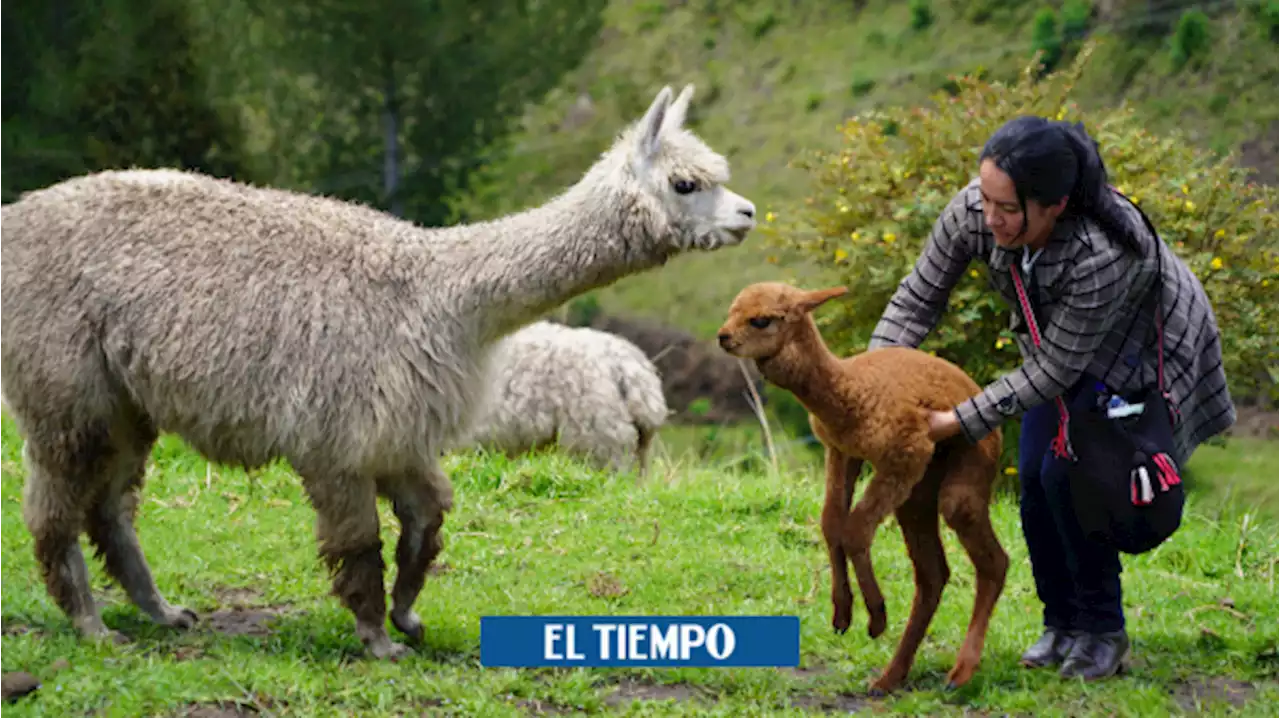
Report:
758,43,1278,473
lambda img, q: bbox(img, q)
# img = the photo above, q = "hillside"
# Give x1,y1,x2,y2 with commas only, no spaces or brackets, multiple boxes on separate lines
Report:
451,0,1279,340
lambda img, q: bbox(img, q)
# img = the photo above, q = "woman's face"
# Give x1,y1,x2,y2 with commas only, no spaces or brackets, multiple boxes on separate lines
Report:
979,159,1066,250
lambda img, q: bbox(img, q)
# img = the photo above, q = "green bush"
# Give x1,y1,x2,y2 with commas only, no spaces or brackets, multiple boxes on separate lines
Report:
1060,0,1091,43
909,0,934,30
1259,0,1280,40
1031,6,1062,71
759,42,1279,476
1170,9,1211,70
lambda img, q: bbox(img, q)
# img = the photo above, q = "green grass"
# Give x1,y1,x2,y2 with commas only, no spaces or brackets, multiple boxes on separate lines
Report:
3,412,1277,716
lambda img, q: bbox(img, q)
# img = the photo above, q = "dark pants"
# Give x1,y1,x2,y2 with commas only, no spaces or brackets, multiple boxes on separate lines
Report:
1019,376,1125,634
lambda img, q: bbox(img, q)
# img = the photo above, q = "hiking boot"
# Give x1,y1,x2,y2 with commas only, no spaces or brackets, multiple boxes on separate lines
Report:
1059,630,1130,680
1019,627,1077,668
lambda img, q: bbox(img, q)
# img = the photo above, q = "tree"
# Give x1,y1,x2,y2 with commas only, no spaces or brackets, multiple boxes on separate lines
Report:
1,0,259,203
251,0,607,225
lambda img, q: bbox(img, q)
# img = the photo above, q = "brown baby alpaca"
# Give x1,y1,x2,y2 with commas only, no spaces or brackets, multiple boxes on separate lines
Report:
718,282,1007,695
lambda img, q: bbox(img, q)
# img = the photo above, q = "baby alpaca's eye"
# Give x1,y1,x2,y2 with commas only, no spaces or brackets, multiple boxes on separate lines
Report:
672,179,699,195
749,316,773,329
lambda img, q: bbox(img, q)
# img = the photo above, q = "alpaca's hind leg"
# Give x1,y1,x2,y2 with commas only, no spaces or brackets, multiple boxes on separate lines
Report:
869,490,950,696
383,464,454,643
938,461,1008,690
303,472,406,660
821,447,861,634
84,429,196,630
843,447,932,639
21,443,121,642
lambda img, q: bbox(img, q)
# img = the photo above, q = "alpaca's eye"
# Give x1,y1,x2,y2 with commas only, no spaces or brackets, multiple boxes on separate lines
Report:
749,317,773,329
672,179,698,195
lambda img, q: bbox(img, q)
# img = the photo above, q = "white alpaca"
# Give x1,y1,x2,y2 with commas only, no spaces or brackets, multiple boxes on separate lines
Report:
0,85,754,659
457,321,669,475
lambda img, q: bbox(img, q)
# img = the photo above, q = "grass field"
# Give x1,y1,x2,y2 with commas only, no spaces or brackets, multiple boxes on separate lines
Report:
2,412,1277,717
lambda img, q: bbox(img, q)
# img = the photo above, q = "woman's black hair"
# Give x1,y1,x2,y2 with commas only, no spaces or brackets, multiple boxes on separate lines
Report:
979,116,1140,252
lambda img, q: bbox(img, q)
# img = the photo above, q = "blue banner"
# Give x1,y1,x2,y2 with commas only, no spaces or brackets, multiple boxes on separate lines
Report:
480,615,800,667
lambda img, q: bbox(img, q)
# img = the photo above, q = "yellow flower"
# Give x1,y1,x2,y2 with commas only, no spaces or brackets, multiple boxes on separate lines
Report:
764,211,776,223
969,269,980,279
838,204,850,214
883,232,897,243
1262,279,1270,287
1214,228,1226,239
1004,466,1018,476
1210,257,1223,270
850,231,861,240
1184,200,1195,211
834,248,849,262
1181,185,1190,195
1055,108,1066,120
995,338,1008,349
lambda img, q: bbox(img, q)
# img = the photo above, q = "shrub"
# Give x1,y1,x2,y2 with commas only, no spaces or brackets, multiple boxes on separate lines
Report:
909,0,933,30
1060,0,1091,43
758,42,1279,477
1170,9,1211,70
1031,6,1062,71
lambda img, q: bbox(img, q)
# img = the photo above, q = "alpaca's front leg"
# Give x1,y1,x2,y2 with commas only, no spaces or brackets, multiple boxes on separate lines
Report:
820,447,861,634
843,447,933,641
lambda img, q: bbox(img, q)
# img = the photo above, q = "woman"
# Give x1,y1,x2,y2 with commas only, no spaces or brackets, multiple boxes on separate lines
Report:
867,116,1235,680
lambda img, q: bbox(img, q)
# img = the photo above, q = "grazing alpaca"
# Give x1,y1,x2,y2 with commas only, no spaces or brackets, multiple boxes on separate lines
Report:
456,320,669,476
0,84,755,659
717,282,1007,694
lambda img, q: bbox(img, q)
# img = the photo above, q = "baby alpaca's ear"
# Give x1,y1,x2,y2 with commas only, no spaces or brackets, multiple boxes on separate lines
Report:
798,286,849,314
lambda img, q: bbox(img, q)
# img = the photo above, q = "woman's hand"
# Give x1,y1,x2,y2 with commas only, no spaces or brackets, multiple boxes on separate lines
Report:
927,410,962,443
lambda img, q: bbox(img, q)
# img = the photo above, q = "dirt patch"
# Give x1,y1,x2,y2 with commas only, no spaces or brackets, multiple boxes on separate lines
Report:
586,572,628,599
202,585,294,638
1170,676,1259,712
2,672,41,703
603,679,702,707
1227,404,1278,440
203,607,289,638
788,692,869,714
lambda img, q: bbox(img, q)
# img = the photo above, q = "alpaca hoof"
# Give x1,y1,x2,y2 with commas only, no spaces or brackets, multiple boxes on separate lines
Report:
866,603,887,639
161,606,198,630
368,639,413,661
391,610,424,644
946,656,978,688
832,604,852,634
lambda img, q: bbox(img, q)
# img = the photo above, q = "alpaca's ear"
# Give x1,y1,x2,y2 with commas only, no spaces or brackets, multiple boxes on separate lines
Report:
797,286,849,314
660,84,695,135
635,85,674,160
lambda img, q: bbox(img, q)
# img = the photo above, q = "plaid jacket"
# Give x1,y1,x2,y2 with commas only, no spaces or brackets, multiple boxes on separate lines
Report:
868,178,1236,465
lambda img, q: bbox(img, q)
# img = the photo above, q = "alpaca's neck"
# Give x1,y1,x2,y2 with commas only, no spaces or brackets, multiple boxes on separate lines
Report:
759,319,859,421
450,161,664,342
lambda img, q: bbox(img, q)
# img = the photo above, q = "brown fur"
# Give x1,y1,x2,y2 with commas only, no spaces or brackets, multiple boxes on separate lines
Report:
718,282,1007,694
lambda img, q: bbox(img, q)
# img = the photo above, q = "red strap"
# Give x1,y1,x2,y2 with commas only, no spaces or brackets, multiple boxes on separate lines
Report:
1010,268,1076,461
